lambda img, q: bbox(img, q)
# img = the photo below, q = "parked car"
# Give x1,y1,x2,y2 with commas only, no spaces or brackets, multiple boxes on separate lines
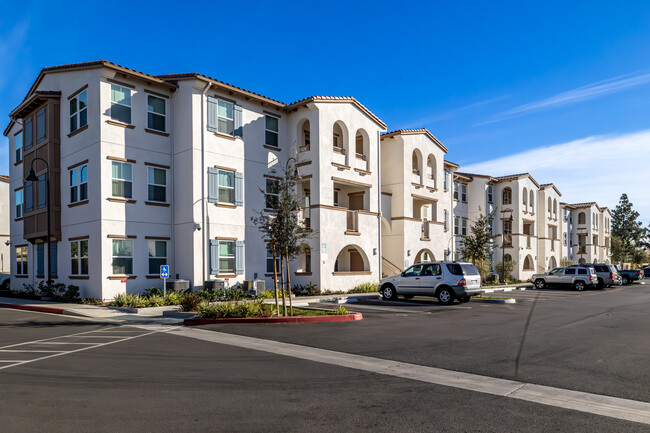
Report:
614,265,645,285
568,264,619,288
379,262,482,305
641,265,650,279
531,267,599,291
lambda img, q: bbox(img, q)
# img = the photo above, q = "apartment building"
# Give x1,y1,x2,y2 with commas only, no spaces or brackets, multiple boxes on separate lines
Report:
379,130,456,276
562,203,612,264
3,60,613,298
4,61,388,299
0,175,9,273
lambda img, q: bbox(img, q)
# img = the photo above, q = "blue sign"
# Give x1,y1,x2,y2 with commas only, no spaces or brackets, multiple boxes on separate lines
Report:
160,265,169,279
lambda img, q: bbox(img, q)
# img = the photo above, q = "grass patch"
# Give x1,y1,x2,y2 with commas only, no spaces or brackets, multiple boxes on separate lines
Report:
196,300,351,319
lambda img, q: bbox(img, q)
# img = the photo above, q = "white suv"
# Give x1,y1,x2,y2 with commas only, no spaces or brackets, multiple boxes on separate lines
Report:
379,262,482,305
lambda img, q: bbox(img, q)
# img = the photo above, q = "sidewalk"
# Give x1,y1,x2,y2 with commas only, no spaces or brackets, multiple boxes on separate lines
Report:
0,297,184,325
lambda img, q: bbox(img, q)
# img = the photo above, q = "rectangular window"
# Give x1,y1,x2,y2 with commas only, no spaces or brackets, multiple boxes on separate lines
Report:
217,99,234,135
111,161,132,198
444,170,449,191
265,115,279,147
444,210,449,231
70,89,88,132
333,189,340,207
111,84,132,124
25,182,33,212
16,246,28,275
333,133,341,149
15,131,22,163
148,240,167,275
266,243,280,273
461,219,468,236
37,244,44,277
461,183,467,202
218,240,235,273
111,239,133,275
37,107,46,143
15,189,23,219
147,95,166,131
453,182,459,200
71,240,89,276
37,174,46,209
147,167,167,202
454,216,460,235
24,116,33,150
265,179,279,209
70,164,88,203
218,169,234,204
487,185,493,203
563,232,567,246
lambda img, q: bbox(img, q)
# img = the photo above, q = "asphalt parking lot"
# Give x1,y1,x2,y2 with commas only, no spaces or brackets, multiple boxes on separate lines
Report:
0,284,649,432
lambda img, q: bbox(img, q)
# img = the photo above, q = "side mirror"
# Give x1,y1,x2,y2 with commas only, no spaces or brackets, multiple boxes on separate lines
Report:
400,271,405,277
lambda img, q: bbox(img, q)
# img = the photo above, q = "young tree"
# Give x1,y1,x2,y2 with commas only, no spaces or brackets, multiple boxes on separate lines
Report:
611,194,645,262
495,259,515,283
251,158,311,316
459,210,496,280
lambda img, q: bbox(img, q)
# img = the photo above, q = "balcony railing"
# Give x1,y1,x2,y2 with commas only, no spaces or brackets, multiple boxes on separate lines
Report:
333,146,345,155
346,210,359,232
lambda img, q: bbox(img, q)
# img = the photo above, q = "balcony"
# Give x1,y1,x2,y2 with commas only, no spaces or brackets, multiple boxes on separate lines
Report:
332,146,346,166
346,210,359,233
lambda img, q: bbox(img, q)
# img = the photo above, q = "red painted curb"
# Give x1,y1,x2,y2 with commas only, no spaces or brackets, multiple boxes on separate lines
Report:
184,312,363,326
0,302,65,315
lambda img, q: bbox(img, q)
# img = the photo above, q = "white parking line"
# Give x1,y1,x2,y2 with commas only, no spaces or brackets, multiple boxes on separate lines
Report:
172,328,650,426
0,326,122,350
0,349,64,353
36,342,99,345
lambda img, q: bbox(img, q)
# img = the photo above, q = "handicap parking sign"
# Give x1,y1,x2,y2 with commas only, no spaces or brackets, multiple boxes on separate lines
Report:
160,265,169,279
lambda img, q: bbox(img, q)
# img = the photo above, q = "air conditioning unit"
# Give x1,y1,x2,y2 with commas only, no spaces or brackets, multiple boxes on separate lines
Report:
245,280,266,296
204,279,228,290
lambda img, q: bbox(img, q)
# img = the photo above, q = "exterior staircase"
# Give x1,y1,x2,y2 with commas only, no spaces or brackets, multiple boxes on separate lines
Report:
382,257,402,278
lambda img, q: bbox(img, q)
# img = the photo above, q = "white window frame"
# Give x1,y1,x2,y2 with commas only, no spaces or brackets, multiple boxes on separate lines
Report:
110,84,132,124
70,164,88,204
461,218,468,236
147,167,167,203
217,169,235,204
111,239,133,275
148,240,167,275
266,243,280,273
265,179,279,209
454,216,460,235
147,94,167,132
16,246,28,275
111,161,133,199
15,131,22,163
217,99,234,135
70,89,88,133
453,182,459,200
218,240,235,274
461,183,467,202
265,114,279,147
487,185,493,203
15,189,23,219
71,239,89,276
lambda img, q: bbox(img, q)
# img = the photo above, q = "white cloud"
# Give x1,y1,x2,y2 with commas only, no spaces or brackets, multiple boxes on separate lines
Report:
478,71,650,125
461,129,650,223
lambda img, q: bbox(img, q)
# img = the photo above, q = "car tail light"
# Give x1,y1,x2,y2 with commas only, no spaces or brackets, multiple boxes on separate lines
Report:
609,272,613,279
590,275,594,281
458,278,466,286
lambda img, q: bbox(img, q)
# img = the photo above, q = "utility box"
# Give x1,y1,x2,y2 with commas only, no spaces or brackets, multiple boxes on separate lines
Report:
204,280,228,290
244,280,266,296
167,279,190,292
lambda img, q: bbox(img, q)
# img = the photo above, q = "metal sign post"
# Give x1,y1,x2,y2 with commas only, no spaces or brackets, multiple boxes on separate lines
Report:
160,265,169,296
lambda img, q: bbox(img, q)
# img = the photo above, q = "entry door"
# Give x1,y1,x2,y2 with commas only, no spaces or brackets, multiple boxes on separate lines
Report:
349,250,364,272
349,193,364,211
418,263,442,295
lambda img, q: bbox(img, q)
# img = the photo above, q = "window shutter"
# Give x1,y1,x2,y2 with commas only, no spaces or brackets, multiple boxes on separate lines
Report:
234,172,243,206
207,96,217,132
235,241,244,275
207,167,219,203
444,210,449,231
210,239,219,275
50,242,58,276
233,105,243,138
37,244,44,276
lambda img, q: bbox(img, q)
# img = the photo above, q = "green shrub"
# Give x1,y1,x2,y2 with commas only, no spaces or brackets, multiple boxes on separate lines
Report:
22,284,37,298
1,278,10,291
197,300,265,319
195,287,219,302
292,282,320,296
37,281,56,297
145,295,166,307
144,287,164,297
256,290,275,300
223,286,247,301
61,285,80,302
180,293,199,311
164,290,184,305
348,282,379,293
80,298,103,305
334,306,349,315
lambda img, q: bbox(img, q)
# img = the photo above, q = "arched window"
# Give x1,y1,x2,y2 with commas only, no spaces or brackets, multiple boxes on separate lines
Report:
504,254,513,262
548,197,552,217
529,190,534,212
523,255,534,270
427,154,436,187
355,129,369,162
553,199,558,219
298,119,310,151
522,188,528,207
502,188,512,205
578,212,586,224
412,151,420,175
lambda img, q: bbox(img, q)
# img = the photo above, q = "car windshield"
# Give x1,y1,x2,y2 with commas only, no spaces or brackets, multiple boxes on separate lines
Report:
446,263,479,276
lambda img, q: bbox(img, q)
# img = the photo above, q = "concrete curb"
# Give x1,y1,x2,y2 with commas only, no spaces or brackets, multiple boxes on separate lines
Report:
482,285,532,293
0,302,64,315
184,312,363,326
472,298,516,304
107,305,180,314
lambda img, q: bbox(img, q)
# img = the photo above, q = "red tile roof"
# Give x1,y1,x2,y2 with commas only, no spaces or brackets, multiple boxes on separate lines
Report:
0,175,9,183
287,96,386,129
381,128,448,153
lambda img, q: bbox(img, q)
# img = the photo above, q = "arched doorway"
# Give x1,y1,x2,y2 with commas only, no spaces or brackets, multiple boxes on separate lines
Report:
334,245,369,273
548,256,557,270
523,255,534,270
415,249,434,264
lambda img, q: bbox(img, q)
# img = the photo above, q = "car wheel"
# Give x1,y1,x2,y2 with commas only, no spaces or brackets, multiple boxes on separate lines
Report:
597,278,605,290
458,295,471,303
381,284,397,301
622,276,629,285
535,279,546,289
574,281,586,291
437,287,455,305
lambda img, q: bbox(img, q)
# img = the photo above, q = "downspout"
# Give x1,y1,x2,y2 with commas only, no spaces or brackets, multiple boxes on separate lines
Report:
170,87,177,278
377,130,382,278
451,171,455,261
200,80,211,286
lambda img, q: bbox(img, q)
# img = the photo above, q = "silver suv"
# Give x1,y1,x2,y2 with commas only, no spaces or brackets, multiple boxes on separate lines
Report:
379,262,482,305
568,264,619,288
531,267,598,291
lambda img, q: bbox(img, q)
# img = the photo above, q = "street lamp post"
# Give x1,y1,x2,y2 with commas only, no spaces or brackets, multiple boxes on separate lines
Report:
501,210,514,283
25,158,51,284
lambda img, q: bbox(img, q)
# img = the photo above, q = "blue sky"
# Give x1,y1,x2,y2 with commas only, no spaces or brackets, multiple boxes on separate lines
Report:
2,0,650,221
